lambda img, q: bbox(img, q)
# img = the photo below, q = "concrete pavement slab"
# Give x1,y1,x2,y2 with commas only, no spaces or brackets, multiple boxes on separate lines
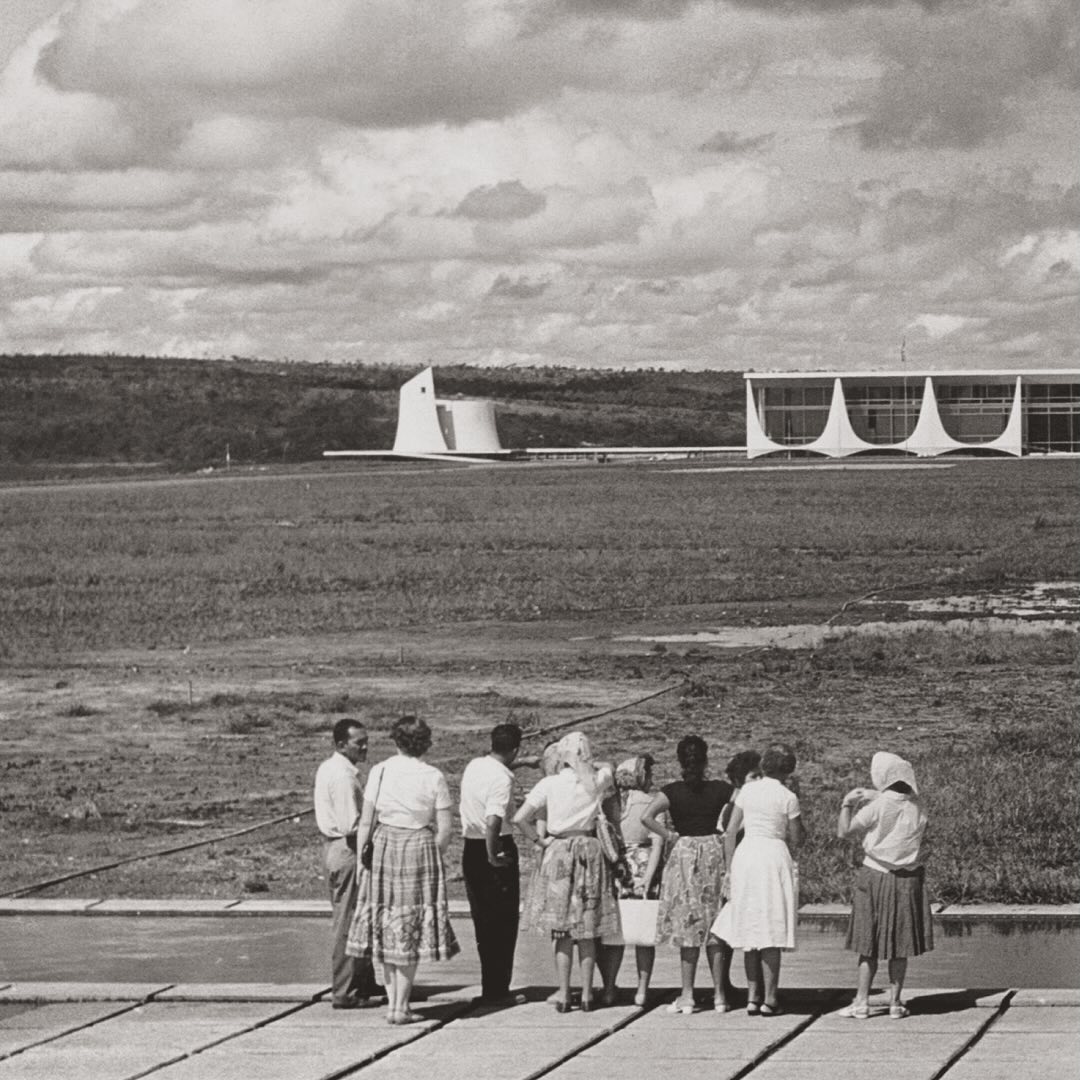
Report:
576,1010,805,1061
1012,990,1080,1007
991,1007,1080,1032
0,982,170,1001
941,1047,1080,1080
354,999,633,1080
547,1058,754,1080
750,1061,965,1080
154,983,326,1001
957,1031,1078,1063
885,987,1011,1010
940,904,1080,920
148,1003,462,1080
0,1044,188,1080
0,1001,295,1080
764,1029,974,1062
227,899,330,916
0,1005,36,1028
90,899,239,915
0,1003,132,1058
0,900,101,915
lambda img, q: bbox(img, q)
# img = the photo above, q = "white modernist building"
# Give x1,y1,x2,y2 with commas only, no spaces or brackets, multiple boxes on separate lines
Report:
744,369,1080,459
391,368,505,456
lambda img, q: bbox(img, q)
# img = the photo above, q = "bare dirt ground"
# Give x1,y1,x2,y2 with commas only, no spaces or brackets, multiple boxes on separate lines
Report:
2,600,1076,904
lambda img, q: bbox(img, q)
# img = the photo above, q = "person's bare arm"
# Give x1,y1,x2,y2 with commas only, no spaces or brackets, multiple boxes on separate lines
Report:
640,792,674,841
786,814,806,853
435,806,454,855
837,787,870,839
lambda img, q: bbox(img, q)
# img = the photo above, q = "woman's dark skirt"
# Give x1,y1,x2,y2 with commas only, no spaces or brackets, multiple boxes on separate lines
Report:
845,865,933,960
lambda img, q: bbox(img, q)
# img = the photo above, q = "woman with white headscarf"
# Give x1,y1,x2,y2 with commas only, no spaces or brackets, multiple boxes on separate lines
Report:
836,751,933,1020
597,754,665,1006
514,732,621,1012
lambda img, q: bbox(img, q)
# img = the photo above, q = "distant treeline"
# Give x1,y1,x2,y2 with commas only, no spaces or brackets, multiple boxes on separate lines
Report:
0,354,745,470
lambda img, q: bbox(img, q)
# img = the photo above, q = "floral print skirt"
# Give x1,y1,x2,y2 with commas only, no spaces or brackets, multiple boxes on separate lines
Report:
346,825,460,966
655,834,725,948
524,835,621,941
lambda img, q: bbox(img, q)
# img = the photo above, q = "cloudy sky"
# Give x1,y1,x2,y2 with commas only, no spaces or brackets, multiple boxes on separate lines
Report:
0,0,1076,371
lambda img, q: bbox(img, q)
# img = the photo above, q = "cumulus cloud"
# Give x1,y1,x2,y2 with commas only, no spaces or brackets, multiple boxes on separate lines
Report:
844,0,1080,150
699,129,775,155
456,180,547,221
487,273,550,299
0,0,1075,369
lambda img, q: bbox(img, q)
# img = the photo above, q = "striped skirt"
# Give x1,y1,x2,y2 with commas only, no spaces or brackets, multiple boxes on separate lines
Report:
845,865,934,960
345,825,460,966
655,834,725,948
523,835,621,941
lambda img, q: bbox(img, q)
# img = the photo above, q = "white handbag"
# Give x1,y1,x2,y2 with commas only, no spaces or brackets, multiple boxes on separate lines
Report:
618,898,660,946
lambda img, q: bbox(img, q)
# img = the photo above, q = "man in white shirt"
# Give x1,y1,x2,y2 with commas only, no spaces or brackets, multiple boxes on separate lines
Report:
459,722,530,1005
313,718,379,1008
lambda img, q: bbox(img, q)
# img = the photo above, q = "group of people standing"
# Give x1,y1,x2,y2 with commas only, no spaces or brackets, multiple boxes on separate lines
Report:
313,717,932,1025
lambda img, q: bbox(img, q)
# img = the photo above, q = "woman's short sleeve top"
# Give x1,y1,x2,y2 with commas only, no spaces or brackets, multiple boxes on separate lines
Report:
735,777,800,841
523,766,612,834
364,755,452,830
851,791,927,871
662,779,733,836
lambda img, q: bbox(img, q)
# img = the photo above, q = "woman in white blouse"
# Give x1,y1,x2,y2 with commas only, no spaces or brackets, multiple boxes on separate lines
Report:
514,732,622,1012
346,716,459,1024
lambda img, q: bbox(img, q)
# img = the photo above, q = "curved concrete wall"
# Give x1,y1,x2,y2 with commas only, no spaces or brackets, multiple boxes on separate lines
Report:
393,367,504,455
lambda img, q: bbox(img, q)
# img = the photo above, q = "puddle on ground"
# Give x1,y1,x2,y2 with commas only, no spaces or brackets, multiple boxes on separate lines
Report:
614,617,1077,651
895,581,1080,618
612,581,1080,650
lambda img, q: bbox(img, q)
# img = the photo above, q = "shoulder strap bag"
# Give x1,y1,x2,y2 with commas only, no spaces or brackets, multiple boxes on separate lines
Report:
359,766,385,872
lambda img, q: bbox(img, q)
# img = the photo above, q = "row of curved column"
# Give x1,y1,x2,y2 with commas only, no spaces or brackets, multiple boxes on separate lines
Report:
746,376,1024,459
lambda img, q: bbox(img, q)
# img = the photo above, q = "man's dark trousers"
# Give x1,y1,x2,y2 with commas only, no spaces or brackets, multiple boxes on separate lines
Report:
462,837,520,1001
326,838,379,1004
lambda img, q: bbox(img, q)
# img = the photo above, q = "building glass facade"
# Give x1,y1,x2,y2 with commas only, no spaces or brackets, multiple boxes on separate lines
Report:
746,370,1080,458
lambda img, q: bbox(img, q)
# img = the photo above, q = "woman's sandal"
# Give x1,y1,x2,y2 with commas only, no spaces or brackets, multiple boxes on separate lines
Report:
760,1003,785,1017
713,1000,732,1013
837,1003,870,1019
889,1003,910,1019
746,1001,762,1016
553,999,571,1014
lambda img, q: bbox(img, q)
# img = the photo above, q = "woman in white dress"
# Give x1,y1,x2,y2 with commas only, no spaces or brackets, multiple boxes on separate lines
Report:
720,744,806,1016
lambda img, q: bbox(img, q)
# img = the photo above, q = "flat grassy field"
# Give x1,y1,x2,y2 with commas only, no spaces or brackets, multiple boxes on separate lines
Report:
0,457,1077,904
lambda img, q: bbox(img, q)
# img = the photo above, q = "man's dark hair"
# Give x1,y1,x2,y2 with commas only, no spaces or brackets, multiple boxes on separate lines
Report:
333,717,364,746
491,723,523,756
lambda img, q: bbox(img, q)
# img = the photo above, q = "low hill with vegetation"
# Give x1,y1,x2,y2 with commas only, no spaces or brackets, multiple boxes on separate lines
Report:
0,354,744,474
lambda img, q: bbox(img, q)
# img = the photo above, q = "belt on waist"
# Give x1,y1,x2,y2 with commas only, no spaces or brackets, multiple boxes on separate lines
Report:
549,829,595,839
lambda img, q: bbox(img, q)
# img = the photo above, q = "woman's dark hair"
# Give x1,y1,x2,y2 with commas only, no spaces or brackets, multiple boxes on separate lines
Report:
760,743,797,779
676,735,708,787
391,715,432,757
725,749,761,787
